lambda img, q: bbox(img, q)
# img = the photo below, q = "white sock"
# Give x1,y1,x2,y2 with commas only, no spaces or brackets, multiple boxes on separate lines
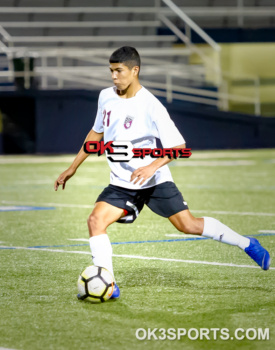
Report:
89,234,115,280
202,217,250,250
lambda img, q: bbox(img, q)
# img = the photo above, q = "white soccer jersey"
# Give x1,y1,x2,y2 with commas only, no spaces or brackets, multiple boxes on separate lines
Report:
92,86,185,189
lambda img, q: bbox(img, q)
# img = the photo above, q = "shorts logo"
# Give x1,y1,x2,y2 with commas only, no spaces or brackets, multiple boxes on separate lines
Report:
124,116,134,129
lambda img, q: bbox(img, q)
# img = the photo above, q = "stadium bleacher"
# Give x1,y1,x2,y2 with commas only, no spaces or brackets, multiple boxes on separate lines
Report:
0,0,275,154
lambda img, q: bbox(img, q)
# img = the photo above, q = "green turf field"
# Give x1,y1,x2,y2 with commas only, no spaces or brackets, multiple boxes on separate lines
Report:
0,149,274,350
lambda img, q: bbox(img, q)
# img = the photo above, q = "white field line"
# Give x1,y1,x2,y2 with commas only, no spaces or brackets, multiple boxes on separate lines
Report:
192,210,275,217
0,348,18,350
11,179,100,186
1,150,274,163
259,230,275,233
173,160,255,166
0,155,273,166
112,253,275,270
0,245,273,270
165,233,202,238
68,238,89,242
0,246,91,254
190,151,275,159
68,236,202,241
1,200,93,209
2,200,275,216
0,155,106,164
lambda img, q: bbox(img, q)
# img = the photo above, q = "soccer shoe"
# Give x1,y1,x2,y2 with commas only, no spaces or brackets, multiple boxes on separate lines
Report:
244,238,271,270
110,283,120,299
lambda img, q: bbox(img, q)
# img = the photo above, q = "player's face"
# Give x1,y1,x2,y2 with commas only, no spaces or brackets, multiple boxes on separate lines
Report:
109,63,138,91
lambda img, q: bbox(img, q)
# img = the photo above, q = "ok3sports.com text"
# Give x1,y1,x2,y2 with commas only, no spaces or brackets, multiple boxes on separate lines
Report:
135,327,270,341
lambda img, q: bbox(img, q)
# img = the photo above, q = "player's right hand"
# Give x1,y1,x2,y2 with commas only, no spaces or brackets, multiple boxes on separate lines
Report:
54,168,76,191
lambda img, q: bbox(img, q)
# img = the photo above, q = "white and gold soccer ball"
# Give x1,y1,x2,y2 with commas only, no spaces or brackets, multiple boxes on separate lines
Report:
77,266,114,303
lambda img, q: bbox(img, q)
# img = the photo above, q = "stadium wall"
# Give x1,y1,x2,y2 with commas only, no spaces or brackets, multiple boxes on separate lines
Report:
187,43,275,116
0,109,3,154
0,89,275,154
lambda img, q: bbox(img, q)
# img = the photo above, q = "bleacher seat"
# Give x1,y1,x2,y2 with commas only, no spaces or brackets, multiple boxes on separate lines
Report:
0,0,274,117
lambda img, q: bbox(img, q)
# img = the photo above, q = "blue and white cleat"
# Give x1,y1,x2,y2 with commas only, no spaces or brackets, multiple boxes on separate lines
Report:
110,283,120,299
244,238,271,270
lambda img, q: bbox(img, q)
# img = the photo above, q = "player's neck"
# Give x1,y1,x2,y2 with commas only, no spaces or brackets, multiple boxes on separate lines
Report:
116,81,142,99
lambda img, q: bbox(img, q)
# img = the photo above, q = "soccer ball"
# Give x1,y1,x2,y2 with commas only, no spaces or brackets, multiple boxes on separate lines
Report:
77,265,114,303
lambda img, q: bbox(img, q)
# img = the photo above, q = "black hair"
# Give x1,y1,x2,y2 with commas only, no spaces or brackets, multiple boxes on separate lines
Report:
109,46,141,71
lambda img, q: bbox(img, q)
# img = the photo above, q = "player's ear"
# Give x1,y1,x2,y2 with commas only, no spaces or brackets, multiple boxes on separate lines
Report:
133,66,139,77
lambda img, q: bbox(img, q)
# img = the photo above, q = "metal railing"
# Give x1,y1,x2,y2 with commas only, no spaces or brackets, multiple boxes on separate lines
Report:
0,3,274,17
158,1,222,86
0,21,161,28
0,59,261,115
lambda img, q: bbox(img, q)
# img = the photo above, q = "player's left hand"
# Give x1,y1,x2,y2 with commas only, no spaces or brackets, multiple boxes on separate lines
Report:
130,165,156,185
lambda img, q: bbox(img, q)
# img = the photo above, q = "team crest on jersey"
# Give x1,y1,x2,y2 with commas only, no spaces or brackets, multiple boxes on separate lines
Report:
124,116,134,129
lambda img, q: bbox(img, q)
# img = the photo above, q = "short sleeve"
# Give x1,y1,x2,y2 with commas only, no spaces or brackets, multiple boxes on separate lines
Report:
92,92,104,133
152,101,185,148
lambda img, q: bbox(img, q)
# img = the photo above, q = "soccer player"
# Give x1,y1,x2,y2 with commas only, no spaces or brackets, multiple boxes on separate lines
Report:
54,46,271,299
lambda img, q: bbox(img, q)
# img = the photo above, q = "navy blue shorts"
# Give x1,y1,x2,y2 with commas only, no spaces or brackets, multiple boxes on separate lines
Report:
95,181,188,224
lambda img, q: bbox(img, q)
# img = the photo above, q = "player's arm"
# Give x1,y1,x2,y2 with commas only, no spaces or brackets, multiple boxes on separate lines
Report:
54,129,103,191
131,143,186,185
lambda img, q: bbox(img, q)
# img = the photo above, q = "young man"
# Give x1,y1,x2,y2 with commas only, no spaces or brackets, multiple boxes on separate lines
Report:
54,46,271,299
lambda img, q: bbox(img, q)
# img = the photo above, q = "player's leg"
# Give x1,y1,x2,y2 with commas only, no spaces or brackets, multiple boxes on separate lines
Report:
168,209,204,235
146,182,270,270
169,210,250,247
169,210,271,270
87,201,125,279
88,184,146,299
87,201,125,299
88,201,125,236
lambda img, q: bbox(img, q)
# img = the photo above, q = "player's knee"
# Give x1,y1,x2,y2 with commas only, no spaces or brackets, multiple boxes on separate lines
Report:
87,213,104,234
